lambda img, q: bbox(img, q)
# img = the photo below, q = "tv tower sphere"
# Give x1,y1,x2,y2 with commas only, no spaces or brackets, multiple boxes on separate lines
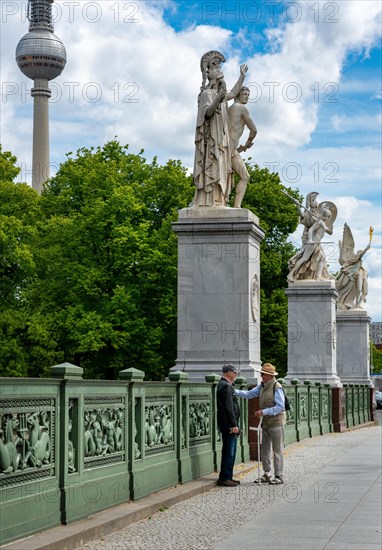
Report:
15,0,67,193
16,31,66,81
16,0,66,81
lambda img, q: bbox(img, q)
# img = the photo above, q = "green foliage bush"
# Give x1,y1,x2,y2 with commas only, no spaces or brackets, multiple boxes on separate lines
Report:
371,343,382,373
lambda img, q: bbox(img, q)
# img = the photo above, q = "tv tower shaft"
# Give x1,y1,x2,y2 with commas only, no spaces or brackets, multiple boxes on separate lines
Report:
16,0,66,192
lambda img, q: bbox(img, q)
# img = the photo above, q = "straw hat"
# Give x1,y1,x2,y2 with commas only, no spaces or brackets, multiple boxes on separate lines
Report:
259,363,278,376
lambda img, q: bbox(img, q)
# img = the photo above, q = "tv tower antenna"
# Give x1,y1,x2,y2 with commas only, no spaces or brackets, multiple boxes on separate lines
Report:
16,0,67,193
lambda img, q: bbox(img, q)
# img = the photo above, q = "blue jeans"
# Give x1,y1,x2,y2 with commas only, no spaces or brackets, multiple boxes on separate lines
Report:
219,427,237,481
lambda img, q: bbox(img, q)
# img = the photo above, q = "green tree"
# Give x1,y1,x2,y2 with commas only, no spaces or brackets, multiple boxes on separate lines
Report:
0,147,40,376
1,141,300,380
26,141,194,379
0,146,21,182
371,343,382,373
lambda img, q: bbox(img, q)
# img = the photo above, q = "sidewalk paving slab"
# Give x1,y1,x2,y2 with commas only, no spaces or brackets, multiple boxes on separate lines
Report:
213,429,381,550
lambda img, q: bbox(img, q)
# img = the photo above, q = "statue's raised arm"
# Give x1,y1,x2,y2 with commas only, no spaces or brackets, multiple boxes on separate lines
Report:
226,64,248,101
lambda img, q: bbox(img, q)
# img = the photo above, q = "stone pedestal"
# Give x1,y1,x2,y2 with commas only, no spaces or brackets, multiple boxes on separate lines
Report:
336,309,372,385
332,387,346,432
171,207,265,383
285,280,341,386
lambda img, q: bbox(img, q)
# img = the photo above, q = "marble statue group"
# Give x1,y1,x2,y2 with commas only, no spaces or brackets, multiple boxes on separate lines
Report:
336,223,372,309
287,192,337,283
192,50,257,208
285,190,372,307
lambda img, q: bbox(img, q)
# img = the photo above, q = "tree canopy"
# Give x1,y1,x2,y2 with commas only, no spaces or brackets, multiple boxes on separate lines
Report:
0,141,300,379
371,343,382,373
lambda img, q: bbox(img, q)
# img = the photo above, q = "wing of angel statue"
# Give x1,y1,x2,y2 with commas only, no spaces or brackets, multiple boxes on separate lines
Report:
338,223,355,266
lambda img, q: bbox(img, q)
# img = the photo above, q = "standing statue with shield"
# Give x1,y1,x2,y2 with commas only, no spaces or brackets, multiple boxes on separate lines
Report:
285,192,337,282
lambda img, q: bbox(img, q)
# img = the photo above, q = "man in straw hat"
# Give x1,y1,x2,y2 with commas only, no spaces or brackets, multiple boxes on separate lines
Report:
235,363,286,484
216,364,241,487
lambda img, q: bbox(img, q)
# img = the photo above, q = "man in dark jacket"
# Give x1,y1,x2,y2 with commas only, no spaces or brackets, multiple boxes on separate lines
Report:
216,364,240,487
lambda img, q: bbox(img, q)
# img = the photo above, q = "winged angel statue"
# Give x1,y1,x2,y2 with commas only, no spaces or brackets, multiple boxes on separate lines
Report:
336,224,372,309
287,193,337,282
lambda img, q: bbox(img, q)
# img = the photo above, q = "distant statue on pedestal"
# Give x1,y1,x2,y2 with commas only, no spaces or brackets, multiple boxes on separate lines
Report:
292,191,320,245
192,51,253,208
286,192,337,282
336,224,373,309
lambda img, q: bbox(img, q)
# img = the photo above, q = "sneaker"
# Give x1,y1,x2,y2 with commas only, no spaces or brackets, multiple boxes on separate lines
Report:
217,479,238,487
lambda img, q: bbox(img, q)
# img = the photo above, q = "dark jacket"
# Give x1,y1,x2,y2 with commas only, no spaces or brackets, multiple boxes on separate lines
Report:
217,377,240,429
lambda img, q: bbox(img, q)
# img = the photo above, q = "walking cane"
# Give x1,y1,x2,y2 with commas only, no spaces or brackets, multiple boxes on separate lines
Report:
249,416,262,484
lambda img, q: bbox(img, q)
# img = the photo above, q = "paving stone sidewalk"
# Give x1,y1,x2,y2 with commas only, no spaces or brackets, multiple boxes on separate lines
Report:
77,423,381,550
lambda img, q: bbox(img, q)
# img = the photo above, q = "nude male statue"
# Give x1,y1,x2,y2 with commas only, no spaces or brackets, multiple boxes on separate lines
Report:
228,86,257,208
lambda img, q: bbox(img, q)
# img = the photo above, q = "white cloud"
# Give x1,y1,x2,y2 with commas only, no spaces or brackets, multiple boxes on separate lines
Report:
331,113,381,132
339,78,382,95
241,0,381,149
243,145,381,203
365,276,382,320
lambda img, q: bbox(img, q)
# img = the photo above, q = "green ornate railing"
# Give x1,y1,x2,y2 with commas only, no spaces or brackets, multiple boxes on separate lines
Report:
343,384,371,429
280,379,332,446
0,365,249,545
0,366,372,546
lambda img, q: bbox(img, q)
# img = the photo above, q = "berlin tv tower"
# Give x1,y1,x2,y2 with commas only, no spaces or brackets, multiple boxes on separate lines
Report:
16,0,67,193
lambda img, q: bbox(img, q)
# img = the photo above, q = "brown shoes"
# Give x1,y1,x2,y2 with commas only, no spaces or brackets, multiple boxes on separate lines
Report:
231,479,241,485
217,479,238,487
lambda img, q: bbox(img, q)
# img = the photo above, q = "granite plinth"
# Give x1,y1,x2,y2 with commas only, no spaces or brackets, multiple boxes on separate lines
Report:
171,207,265,383
285,280,341,386
177,206,259,223
336,309,372,385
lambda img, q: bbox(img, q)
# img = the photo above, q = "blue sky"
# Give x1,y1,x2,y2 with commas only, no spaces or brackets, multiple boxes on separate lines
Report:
0,0,381,320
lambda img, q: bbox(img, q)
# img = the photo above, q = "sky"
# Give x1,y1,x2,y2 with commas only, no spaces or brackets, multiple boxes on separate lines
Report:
0,0,381,321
